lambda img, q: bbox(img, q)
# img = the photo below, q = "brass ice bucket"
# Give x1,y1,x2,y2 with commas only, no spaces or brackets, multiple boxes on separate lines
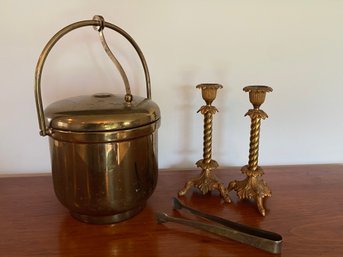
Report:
34,16,160,224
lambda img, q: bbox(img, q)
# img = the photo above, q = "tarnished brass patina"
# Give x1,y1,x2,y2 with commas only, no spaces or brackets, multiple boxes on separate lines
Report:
179,84,231,203
34,16,160,224
228,86,273,216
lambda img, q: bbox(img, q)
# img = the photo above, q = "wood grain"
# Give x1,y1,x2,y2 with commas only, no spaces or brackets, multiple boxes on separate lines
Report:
0,164,342,256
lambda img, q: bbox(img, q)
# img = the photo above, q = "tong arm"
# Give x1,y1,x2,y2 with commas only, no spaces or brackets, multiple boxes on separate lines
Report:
155,198,282,254
173,197,282,242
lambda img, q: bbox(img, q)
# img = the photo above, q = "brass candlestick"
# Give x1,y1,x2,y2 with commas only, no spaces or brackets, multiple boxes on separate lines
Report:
178,84,231,203
228,85,273,216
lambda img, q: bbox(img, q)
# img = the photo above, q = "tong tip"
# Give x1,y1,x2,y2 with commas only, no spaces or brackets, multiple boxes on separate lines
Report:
155,212,169,224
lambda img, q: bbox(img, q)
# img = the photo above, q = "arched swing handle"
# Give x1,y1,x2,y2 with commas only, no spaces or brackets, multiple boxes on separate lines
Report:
34,15,151,136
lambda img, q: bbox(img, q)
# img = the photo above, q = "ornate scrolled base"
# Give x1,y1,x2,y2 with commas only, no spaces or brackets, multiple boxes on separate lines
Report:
178,159,231,203
228,165,271,216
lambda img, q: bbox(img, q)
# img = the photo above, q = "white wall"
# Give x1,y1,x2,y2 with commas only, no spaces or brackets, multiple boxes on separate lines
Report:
1,1,342,174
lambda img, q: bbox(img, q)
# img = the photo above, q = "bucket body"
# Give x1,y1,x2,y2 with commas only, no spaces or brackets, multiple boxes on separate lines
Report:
34,16,160,224
49,122,159,224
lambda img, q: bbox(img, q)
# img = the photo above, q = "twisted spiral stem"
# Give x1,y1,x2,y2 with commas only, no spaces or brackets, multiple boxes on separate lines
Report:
248,117,261,171
203,112,213,164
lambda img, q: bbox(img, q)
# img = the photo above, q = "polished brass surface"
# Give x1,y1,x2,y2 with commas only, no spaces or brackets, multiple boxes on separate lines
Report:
228,85,273,216
50,132,158,224
50,121,160,143
45,94,160,132
179,84,231,203
34,15,160,224
156,197,282,254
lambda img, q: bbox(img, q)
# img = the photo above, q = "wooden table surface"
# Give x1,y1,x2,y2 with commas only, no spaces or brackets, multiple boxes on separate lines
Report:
0,164,342,257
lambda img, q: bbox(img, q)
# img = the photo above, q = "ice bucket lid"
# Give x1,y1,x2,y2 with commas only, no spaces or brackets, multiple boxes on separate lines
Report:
44,93,160,132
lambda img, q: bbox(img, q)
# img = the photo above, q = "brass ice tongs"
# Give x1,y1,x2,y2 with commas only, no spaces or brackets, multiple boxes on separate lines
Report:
156,198,282,254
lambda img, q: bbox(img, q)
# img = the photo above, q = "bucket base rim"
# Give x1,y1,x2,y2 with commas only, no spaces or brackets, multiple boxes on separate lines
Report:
70,204,145,224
